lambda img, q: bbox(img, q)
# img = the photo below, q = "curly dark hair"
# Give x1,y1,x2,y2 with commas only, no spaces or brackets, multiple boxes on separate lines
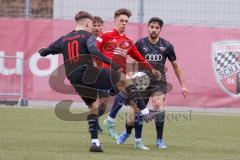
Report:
148,17,164,27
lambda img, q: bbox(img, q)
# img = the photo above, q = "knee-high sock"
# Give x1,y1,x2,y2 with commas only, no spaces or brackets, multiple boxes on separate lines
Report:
109,92,126,119
87,114,98,139
134,113,143,139
126,121,134,134
154,111,165,139
96,118,102,129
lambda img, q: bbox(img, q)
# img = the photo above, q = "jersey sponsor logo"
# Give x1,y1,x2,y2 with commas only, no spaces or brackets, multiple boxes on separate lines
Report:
145,54,163,62
212,40,240,97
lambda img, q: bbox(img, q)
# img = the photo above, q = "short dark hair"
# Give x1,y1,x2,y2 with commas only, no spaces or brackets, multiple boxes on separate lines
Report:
114,8,132,18
75,11,93,22
93,16,104,24
148,17,164,27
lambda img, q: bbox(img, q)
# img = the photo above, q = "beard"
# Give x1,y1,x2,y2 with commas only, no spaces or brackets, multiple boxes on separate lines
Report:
150,32,158,39
95,30,100,34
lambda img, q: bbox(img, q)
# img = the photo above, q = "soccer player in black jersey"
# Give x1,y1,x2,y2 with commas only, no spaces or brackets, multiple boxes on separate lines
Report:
38,11,157,152
117,17,188,149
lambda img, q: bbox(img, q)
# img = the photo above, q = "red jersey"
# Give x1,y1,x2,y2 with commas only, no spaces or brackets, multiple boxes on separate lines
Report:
96,29,153,72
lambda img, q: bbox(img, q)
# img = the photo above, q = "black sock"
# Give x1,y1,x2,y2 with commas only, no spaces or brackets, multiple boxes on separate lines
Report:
96,118,101,129
87,114,98,139
126,121,134,134
154,111,165,139
134,113,143,139
125,84,146,110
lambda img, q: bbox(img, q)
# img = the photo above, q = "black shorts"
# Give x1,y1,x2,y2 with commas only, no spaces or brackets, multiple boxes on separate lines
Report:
147,80,167,95
139,80,167,104
70,67,120,106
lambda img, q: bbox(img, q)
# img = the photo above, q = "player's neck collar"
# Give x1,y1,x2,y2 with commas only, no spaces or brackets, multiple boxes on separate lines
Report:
147,37,160,44
113,28,125,37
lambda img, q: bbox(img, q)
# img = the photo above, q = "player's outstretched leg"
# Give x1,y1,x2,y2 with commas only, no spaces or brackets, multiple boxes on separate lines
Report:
124,84,149,115
115,73,150,115
104,92,126,140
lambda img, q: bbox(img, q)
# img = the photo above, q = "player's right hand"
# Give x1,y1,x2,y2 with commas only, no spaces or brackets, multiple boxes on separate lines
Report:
181,86,188,98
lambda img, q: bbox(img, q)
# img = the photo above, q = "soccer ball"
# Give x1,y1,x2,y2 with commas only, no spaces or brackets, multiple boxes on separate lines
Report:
132,72,150,91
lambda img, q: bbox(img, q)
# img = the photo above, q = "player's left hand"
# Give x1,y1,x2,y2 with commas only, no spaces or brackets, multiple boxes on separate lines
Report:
181,86,188,98
151,69,161,79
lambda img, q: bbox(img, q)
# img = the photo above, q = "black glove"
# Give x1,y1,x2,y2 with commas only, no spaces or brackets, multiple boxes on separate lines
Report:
38,47,48,57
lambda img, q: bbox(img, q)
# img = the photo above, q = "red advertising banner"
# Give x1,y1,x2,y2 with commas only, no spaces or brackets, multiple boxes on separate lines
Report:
0,18,240,107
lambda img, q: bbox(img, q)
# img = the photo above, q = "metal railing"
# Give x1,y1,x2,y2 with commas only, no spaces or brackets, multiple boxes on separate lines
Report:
0,56,25,105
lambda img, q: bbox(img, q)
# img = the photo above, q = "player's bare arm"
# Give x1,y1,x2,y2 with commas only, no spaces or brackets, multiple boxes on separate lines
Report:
171,60,188,97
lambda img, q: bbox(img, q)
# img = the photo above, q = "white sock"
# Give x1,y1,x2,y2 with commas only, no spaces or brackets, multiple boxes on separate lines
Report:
135,138,142,142
141,108,149,115
92,139,100,147
107,116,115,123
